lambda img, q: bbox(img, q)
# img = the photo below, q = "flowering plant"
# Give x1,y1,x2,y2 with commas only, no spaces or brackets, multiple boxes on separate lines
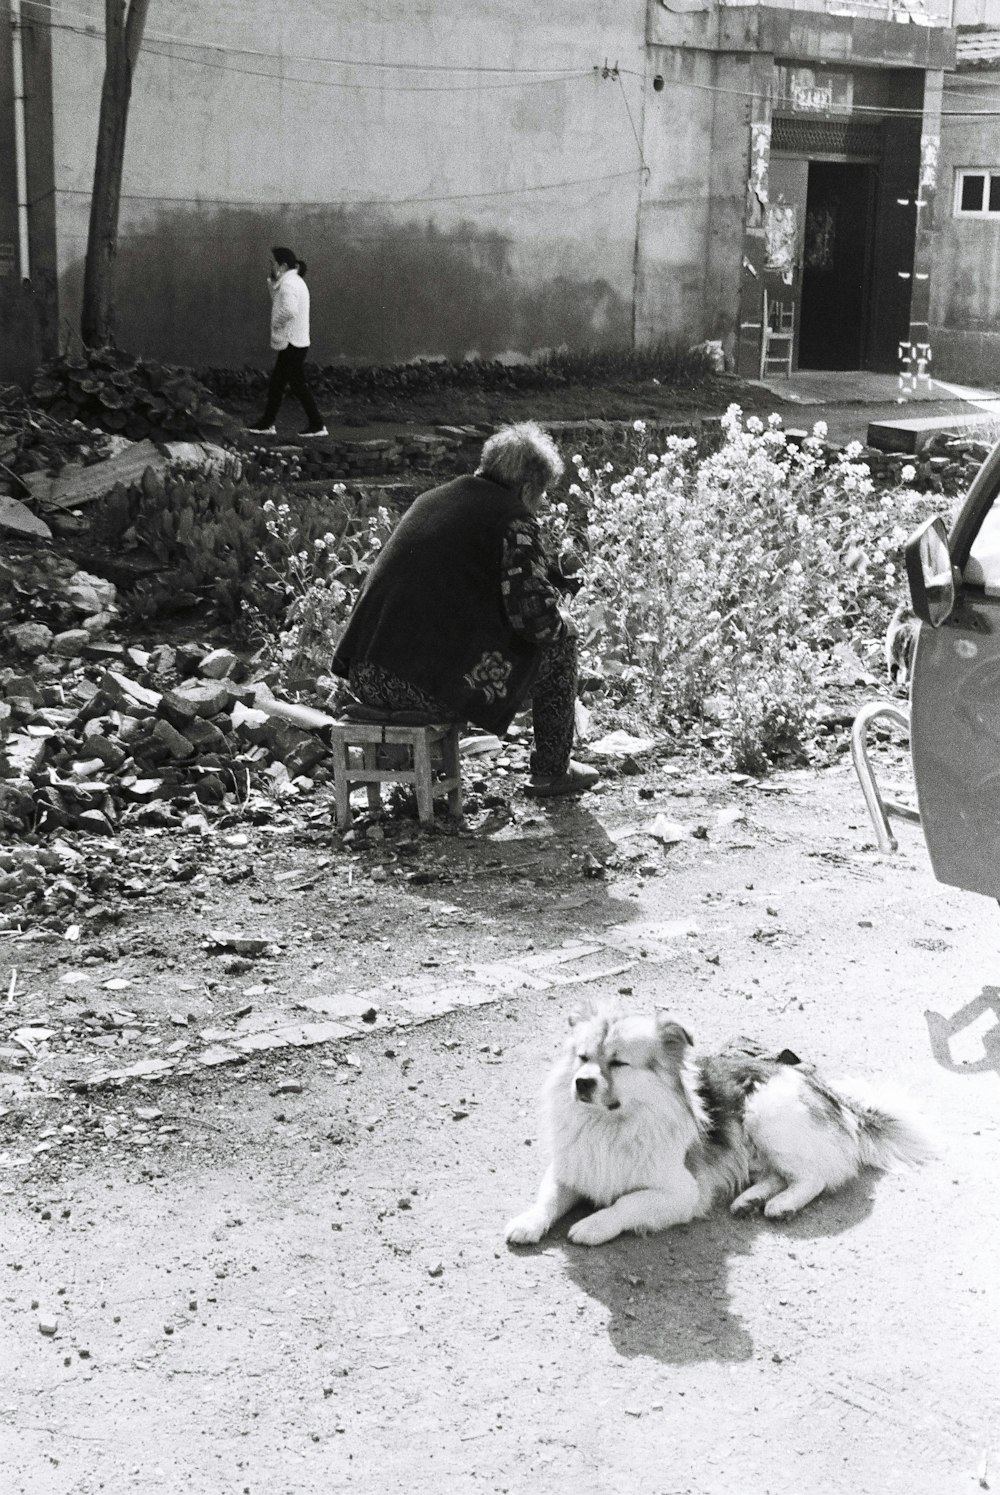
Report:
542,407,943,771
248,492,394,680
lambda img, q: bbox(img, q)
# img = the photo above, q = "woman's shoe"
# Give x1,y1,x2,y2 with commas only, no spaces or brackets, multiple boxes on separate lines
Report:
524,761,600,797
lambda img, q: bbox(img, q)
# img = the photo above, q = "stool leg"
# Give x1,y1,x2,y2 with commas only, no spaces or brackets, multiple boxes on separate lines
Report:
331,738,351,829
362,743,381,815
413,733,435,826
444,727,463,819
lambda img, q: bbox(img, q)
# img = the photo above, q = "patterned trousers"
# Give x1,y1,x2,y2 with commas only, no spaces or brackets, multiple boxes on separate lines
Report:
347,633,577,779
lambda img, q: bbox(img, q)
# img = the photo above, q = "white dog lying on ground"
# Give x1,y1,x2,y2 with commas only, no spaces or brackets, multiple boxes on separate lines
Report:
506,1006,934,1248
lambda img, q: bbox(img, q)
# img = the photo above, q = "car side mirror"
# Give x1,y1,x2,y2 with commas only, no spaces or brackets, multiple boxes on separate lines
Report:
905,515,958,628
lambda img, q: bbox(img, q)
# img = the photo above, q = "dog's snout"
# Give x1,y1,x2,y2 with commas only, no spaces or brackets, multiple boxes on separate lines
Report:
575,1074,597,1100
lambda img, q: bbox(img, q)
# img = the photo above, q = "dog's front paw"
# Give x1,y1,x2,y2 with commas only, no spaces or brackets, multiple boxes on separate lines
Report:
568,1210,619,1247
505,1210,547,1245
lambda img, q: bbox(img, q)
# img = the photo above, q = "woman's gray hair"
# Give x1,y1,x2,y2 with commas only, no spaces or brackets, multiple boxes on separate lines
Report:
476,421,564,496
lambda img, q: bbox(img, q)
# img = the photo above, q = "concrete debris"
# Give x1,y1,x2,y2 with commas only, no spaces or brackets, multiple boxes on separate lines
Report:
0,637,336,873
0,495,52,540
588,730,660,758
647,814,691,844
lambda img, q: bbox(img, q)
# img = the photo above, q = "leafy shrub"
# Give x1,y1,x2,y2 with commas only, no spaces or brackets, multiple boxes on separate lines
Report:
31,348,233,443
543,407,943,772
86,466,390,623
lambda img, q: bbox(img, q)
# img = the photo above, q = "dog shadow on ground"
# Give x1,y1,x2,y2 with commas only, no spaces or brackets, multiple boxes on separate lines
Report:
534,1178,876,1366
925,987,1000,1081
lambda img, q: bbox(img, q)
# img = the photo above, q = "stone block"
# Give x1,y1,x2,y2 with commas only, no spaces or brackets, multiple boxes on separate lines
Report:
51,629,91,659
183,716,229,754
230,701,270,744
157,690,200,729
2,733,49,778
171,679,235,718
198,648,241,680
81,735,127,771
151,718,194,761
2,675,42,707
99,671,161,714
10,623,52,657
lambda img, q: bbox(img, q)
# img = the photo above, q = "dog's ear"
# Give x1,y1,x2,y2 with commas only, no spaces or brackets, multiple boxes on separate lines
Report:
567,999,597,1029
655,1013,693,1052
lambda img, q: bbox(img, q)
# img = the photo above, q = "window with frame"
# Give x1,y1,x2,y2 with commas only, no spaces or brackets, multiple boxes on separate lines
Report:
955,169,1000,217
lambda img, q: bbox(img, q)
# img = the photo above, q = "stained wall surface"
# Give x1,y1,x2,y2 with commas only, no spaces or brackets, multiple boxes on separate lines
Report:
47,0,652,365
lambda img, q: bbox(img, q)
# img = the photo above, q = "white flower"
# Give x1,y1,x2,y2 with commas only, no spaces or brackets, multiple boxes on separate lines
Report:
901,464,916,483
633,419,647,432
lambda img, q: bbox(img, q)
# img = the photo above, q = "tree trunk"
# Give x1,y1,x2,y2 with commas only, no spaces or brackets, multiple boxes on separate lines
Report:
80,0,151,348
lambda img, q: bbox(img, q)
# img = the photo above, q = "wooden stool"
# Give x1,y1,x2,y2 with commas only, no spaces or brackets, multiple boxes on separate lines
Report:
329,709,463,828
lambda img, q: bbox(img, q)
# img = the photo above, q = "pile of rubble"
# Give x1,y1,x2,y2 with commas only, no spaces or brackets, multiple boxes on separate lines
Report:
0,391,115,494
858,432,991,495
236,425,479,486
0,638,334,851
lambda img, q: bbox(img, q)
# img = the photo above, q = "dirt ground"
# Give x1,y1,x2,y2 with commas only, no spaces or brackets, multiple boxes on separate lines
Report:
3,724,999,1495
221,370,775,434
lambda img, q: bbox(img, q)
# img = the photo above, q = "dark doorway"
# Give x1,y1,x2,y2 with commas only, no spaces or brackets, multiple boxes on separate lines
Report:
798,162,876,370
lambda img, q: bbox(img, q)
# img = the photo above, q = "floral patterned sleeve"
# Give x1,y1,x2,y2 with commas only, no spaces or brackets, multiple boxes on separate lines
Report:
501,518,566,645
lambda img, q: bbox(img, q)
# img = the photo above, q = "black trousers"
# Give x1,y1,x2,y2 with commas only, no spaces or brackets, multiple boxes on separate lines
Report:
260,344,323,429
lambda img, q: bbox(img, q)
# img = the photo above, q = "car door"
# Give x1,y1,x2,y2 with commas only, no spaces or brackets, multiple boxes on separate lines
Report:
910,444,1000,898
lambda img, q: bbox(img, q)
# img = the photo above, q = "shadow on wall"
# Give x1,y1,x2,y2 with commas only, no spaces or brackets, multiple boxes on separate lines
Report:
0,276,57,385
59,205,630,366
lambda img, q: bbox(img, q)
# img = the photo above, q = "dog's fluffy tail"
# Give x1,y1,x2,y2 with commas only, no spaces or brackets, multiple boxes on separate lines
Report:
834,1078,937,1172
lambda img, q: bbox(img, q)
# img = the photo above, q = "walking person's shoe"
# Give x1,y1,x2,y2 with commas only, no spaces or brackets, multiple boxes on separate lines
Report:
299,425,328,438
524,760,600,798
246,423,276,435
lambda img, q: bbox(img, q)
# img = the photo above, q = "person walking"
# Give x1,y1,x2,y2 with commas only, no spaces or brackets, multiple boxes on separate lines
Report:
247,246,327,437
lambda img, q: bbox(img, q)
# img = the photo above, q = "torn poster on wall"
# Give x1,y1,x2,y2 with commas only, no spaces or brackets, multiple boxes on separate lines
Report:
919,135,939,192
750,123,770,207
764,203,797,285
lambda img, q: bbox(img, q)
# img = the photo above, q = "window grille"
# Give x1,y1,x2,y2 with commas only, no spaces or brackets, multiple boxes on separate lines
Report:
771,116,883,158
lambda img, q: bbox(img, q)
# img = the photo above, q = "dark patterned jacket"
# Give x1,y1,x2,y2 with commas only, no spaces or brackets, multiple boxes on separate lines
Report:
331,475,555,732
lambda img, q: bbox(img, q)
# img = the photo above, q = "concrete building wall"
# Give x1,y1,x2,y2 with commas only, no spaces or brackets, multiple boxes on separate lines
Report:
46,0,655,366
930,73,1000,381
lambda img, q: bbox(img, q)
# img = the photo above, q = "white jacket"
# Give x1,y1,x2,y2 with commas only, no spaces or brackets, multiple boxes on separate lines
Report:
268,266,310,351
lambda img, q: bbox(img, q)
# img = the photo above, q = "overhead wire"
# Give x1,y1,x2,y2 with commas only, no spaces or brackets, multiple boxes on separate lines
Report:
23,0,588,75
22,2,1000,116
40,168,644,212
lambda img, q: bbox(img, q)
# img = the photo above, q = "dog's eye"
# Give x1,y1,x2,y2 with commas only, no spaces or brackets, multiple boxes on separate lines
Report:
608,1058,628,1069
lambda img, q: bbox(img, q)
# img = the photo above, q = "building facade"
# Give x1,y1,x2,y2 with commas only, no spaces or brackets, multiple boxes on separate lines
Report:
3,0,998,383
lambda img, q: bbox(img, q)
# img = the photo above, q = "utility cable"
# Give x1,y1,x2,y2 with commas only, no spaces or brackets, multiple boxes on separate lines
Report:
41,166,644,212
24,0,588,74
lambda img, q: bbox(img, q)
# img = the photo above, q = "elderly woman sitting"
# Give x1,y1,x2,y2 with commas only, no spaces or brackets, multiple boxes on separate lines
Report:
331,421,599,797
